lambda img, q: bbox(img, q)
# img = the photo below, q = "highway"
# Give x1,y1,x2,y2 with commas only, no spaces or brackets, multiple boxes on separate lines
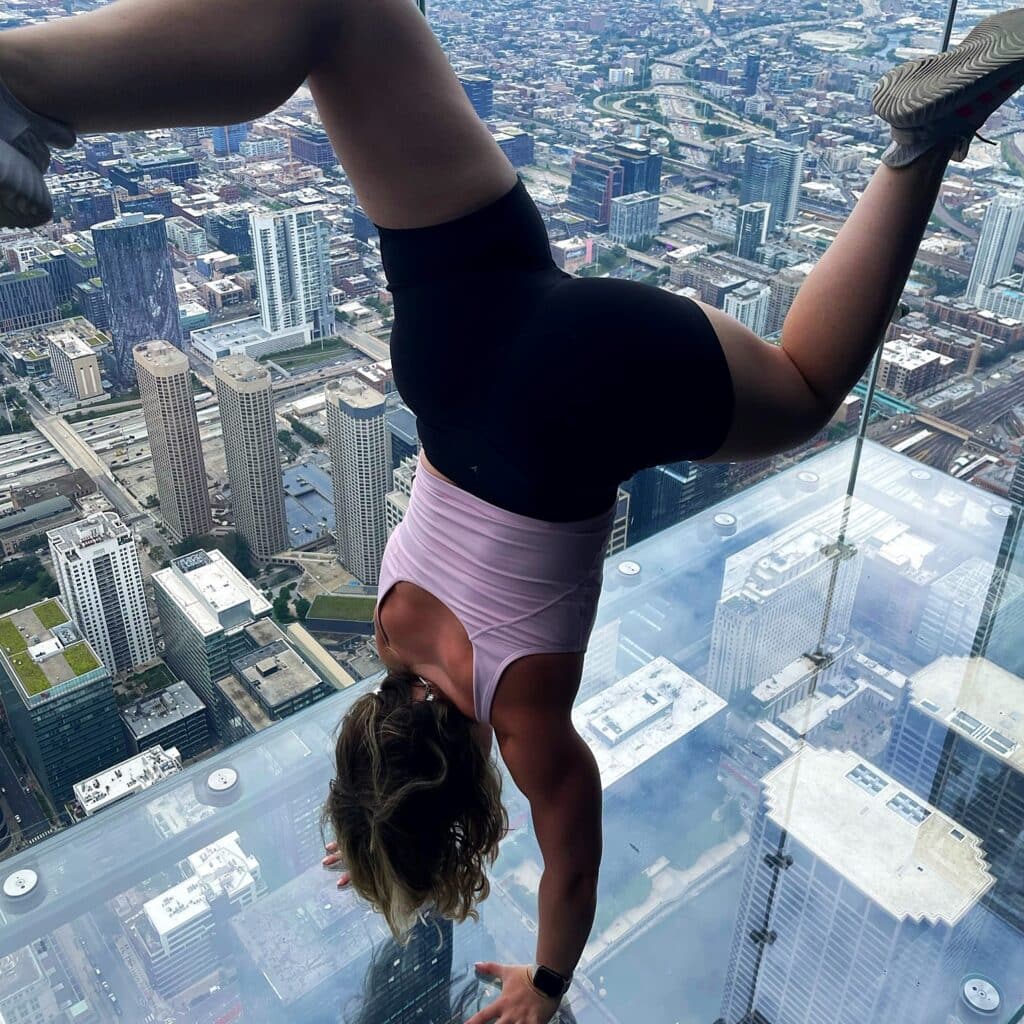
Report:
23,391,143,521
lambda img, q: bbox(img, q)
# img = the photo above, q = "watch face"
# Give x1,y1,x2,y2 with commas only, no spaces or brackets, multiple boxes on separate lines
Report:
533,966,567,998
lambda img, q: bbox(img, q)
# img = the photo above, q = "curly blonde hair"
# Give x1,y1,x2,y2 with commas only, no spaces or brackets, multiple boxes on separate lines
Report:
323,669,509,942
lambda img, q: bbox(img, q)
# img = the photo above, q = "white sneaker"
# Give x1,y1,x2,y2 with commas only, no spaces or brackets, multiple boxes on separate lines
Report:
0,77,75,227
872,8,1024,167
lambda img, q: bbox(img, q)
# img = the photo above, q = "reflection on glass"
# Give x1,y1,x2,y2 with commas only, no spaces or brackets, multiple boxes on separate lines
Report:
0,440,1022,1023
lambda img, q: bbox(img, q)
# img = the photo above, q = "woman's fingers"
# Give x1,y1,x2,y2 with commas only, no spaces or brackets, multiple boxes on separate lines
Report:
337,871,351,888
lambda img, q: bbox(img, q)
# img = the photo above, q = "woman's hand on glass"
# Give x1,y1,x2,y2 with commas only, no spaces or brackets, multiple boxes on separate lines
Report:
322,840,351,889
465,963,562,1024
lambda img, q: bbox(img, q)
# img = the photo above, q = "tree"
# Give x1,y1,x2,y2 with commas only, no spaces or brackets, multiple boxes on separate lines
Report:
273,594,293,622
293,596,311,620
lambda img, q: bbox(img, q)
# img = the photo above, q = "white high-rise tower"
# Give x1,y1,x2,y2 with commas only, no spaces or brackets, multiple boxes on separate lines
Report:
47,512,156,674
326,378,389,585
250,206,334,340
966,193,1024,306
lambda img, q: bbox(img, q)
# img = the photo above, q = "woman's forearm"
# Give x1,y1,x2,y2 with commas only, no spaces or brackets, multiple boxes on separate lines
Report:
535,870,598,978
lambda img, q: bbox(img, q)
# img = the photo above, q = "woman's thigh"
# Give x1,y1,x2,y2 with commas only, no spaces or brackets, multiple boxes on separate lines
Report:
308,0,516,230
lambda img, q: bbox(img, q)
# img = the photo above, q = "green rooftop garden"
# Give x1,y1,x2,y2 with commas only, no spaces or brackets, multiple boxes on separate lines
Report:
309,593,376,622
9,651,47,695
0,618,27,655
63,643,100,676
34,601,68,630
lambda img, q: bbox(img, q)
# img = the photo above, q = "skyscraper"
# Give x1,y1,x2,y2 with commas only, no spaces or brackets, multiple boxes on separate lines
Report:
966,193,1024,306
743,52,761,95
326,378,389,585
720,748,993,1024
47,512,156,675
740,139,804,233
706,527,861,700
724,280,771,335
250,206,334,340
0,600,126,804
214,355,287,561
212,122,250,156
0,268,59,333
608,191,660,245
92,213,182,386
459,74,494,120
135,341,213,543
610,141,663,195
567,150,624,229
151,549,272,736
885,656,1024,933
735,201,770,260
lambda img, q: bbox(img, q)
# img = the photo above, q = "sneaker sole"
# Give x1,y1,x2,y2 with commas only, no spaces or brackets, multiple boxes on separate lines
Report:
872,8,1024,129
0,137,52,228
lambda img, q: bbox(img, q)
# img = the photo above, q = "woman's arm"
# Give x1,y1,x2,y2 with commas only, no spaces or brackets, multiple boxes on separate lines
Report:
500,715,603,976
492,654,603,978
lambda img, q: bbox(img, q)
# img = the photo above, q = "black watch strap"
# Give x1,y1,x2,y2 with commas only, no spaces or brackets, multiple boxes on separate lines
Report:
531,964,572,999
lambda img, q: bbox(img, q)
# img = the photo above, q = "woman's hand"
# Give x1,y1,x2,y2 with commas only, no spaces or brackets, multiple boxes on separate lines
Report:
322,840,351,889
466,963,562,1024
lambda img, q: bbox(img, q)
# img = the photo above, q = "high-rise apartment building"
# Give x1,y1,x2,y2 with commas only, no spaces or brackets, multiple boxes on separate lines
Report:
214,355,288,561
459,74,494,120
135,831,263,998
135,341,213,543
92,213,182,385
885,656,1024,932
740,139,804,233
0,268,59,333
767,266,806,335
0,600,126,804
720,748,993,1024
73,744,182,817
966,193,1024,306
724,280,771,335
735,201,770,260
608,191,660,246
47,328,103,399
151,549,272,737
326,378,389,585
706,527,861,700
47,512,156,675
250,206,334,340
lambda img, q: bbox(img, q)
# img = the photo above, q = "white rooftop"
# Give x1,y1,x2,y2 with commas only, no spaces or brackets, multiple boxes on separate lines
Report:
73,745,182,816
145,830,259,937
49,511,129,555
910,656,1024,773
153,549,271,636
764,747,993,925
573,657,726,790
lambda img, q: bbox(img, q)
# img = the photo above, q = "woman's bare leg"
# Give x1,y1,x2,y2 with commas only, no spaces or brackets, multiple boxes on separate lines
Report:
0,0,516,228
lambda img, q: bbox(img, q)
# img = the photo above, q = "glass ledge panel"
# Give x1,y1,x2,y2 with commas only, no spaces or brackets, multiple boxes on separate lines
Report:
0,440,1022,1024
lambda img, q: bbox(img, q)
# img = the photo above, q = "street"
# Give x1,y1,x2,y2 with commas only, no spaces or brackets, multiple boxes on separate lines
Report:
0,736,53,847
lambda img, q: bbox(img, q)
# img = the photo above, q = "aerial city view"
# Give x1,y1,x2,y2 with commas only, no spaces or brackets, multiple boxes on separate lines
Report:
0,0,1021,1020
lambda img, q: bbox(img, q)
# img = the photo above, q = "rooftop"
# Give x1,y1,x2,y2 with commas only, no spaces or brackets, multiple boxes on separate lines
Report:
909,656,1024,772
133,338,188,372
326,376,385,412
121,680,206,739
232,639,324,711
0,601,103,699
572,656,726,790
145,830,259,937
763,747,993,926
153,549,271,637
214,352,272,387
73,745,182,816
47,511,130,557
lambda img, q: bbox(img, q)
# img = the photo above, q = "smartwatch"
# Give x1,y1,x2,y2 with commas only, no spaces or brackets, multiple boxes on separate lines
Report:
530,964,572,999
